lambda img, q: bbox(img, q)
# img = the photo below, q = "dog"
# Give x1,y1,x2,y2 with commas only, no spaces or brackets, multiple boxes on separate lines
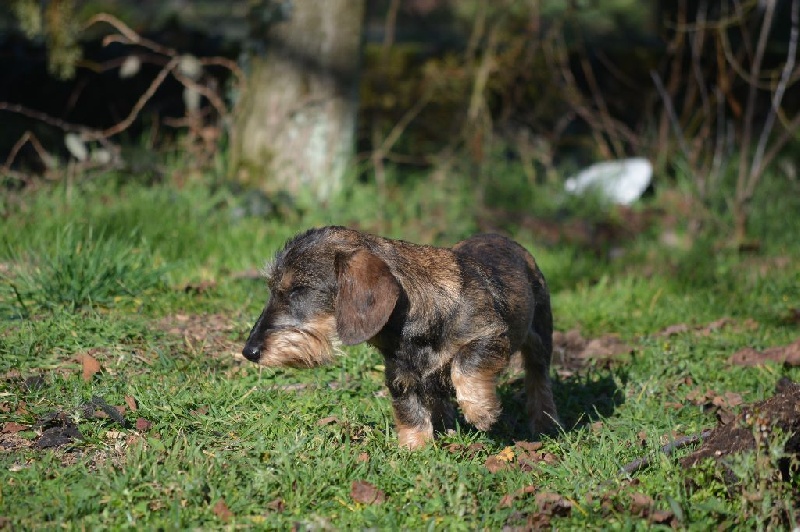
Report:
242,226,558,448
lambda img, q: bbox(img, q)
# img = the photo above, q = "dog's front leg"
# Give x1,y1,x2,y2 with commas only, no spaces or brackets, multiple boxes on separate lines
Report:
391,391,434,449
384,362,435,449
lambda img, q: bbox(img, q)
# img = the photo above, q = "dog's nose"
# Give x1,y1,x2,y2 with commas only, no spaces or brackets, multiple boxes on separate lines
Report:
242,344,261,362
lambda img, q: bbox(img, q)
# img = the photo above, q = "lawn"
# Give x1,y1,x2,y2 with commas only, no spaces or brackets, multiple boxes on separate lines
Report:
1,171,798,529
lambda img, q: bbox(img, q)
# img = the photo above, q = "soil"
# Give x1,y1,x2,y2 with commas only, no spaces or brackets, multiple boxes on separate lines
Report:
681,378,800,477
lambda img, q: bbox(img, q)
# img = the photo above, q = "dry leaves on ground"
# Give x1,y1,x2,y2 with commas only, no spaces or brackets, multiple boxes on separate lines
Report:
212,499,233,522
78,353,101,381
552,330,632,375
681,379,800,469
686,389,744,425
656,317,758,338
350,480,385,505
484,441,559,474
158,313,243,358
728,338,800,367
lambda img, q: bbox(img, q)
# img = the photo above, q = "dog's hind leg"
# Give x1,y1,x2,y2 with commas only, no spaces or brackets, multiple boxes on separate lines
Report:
521,328,560,436
451,338,510,432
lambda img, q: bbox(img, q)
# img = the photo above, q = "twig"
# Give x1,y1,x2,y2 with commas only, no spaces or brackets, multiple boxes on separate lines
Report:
88,57,179,140
747,0,799,199
650,71,692,160
0,102,93,134
619,430,712,476
86,13,176,56
735,0,776,205
91,395,129,428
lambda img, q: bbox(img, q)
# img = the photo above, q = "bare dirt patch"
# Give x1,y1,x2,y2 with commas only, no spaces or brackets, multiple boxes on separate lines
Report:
681,378,800,475
157,313,245,359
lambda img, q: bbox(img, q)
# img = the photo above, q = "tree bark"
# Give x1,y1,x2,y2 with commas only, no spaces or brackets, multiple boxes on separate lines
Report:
233,0,365,200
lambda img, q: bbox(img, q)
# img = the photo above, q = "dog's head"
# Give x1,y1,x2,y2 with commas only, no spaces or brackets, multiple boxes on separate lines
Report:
242,227,400,367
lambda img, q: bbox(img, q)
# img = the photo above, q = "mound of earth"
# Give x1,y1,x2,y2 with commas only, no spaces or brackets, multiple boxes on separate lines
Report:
681,378,800,478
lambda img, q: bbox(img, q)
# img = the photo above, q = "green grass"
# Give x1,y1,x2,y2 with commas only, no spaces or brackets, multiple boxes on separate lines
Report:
0,170,798,529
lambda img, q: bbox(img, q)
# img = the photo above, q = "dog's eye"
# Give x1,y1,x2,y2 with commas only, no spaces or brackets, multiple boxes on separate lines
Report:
288,285,309,299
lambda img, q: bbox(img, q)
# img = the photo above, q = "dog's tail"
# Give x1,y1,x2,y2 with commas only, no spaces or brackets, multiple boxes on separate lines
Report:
525,253,553,359
522,252,559,435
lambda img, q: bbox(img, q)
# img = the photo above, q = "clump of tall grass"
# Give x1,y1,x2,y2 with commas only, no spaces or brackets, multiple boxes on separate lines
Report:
1,226,167,316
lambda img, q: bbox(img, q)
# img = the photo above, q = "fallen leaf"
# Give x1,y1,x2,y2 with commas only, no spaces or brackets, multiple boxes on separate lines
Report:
93,406,126,419
351,480,385,505
650,509,676,525
728,339,800,367
124,396,138,412
190,405,209,416
629,492,654,516
657,323,690,337
2,422,28,434
79,354,101,381
444,443,464,454
499,493,516,508
356,452,370,463
212,499,233,521
553,329,631,370
266,498,285,513
484,456,510,473
535,492,572,517
135,418,152,431
500,484,537,507
515,441,543,453
316,416,339,426
496,446,515,462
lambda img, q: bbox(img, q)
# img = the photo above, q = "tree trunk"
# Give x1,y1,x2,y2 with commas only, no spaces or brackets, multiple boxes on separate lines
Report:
233,0,365,200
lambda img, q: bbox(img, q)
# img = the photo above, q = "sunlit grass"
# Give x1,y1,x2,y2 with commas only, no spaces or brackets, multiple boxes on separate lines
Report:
0,168,798,528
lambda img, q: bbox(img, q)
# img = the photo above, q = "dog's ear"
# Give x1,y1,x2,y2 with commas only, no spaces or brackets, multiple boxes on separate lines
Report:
334,249,399,345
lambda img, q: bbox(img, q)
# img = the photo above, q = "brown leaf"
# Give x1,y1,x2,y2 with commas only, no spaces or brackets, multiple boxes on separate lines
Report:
212,499,233,521
266,497,285,513
2,422,28,434
351,480,385,505
356,452,370,463
79,354,101,381
728,339,800,367
501,484,538,506
499,493,516,508
93,406,126,419
629,492,654,516
514,440,543,453
535,492,572,517
135,418,152,432
657,323,690,337
190,405,209,416
484,455,510,474
445,443,464,454
124,395,138,412
649,509,676,525
316,416,339,426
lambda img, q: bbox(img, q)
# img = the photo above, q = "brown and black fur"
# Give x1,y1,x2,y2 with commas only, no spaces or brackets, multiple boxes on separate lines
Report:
242,226,559,448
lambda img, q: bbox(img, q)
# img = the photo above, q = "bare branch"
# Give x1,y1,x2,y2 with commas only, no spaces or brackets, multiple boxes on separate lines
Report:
747,0,800,198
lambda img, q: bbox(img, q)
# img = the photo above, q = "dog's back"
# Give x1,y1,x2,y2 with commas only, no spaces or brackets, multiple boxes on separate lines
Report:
452,234,552,349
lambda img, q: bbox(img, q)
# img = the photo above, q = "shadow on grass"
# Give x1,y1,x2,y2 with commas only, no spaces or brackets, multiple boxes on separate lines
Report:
489,367,627,444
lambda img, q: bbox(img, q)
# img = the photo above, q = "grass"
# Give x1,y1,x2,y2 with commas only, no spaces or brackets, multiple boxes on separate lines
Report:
0,168,798,529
